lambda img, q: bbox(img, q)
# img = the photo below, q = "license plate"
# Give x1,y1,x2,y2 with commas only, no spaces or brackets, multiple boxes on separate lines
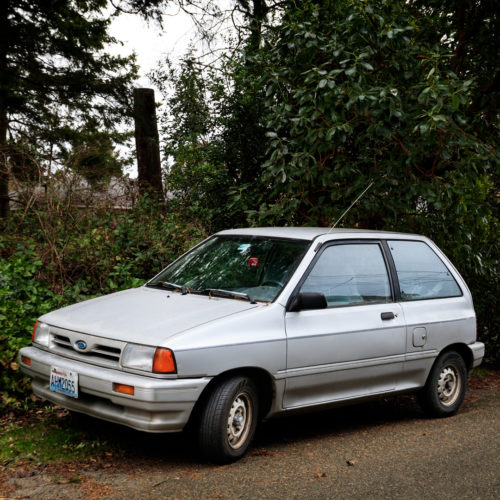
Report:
49,366,78,398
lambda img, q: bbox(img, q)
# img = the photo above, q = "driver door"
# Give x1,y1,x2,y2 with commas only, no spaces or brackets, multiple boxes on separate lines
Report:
284,240,406,408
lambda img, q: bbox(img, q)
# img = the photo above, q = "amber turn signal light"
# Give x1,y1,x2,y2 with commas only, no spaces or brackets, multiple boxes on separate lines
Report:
32,321,38,341
21,355,31,366
112,383,135,395
152,348,176,374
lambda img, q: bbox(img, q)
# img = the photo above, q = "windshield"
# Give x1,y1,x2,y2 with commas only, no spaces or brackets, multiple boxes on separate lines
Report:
147,235,311,302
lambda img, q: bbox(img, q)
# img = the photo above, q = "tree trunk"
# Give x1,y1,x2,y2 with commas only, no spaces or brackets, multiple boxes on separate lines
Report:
0,1,9,220
0,107,9,220
133,88,163,199
238,0,269,52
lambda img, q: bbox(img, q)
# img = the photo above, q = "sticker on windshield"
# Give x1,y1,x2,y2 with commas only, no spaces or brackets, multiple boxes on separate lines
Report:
248,257,260,269
238,244,250,251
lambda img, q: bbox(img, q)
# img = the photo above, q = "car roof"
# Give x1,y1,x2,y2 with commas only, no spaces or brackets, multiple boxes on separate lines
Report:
216,227,423,241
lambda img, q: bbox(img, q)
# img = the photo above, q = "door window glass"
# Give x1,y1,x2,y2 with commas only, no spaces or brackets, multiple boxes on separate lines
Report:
300,243,392,307
388,240,461,301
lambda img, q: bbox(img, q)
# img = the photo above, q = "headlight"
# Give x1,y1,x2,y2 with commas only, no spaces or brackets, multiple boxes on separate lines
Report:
32,321,50,347
122,344,176,374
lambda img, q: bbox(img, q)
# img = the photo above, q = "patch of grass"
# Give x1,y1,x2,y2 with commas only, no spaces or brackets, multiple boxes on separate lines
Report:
0,412,115,464
471,366,490,379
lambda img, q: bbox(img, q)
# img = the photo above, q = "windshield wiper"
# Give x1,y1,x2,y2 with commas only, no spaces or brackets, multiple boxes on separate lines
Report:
202,288,257,304
152,280,188,295
149,282,256,303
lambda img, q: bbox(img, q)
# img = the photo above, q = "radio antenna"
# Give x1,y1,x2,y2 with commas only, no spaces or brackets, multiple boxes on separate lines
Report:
328,181,374,233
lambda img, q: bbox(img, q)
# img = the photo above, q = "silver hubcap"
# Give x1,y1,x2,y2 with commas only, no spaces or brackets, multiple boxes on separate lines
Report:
437,365,461,406
227,393,252,449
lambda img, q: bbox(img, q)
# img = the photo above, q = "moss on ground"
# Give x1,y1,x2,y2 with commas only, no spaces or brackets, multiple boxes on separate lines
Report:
0,409,115,465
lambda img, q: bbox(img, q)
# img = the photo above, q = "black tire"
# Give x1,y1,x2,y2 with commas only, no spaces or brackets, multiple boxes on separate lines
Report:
198,376,259,463
418,351,467,417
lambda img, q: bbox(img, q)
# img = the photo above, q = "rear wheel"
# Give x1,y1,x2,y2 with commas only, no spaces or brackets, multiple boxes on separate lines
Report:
198,376,258,463
418,351,467,417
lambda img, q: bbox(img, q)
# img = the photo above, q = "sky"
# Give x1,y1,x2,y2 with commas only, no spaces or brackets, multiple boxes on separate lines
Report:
108,2,235,87
108,9,192,176
107,5,232,175
108,8,195,87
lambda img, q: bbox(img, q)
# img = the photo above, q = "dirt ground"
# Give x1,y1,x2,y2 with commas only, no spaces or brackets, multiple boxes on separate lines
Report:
1,371,499,500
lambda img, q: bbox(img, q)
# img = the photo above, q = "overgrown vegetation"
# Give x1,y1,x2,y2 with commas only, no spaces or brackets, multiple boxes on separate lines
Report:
0,0,498,412
157,0,498,361
244,0,499,363
0,188,205,409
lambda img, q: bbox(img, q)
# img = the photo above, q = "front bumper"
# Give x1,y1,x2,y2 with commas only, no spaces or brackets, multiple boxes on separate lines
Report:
19,346,211,433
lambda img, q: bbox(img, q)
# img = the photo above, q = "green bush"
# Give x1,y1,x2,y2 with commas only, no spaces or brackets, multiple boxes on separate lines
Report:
237,0,499,364
0,197,206,411
0,242,61,408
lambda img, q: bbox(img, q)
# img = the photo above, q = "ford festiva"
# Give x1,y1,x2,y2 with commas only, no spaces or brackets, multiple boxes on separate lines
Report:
19,228,484,463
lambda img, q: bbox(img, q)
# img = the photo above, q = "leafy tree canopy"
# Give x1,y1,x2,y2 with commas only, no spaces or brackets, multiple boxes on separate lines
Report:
245,0,498,358
0,0,172,214
158,0,498,358
0,0,138,141
243,0,497,227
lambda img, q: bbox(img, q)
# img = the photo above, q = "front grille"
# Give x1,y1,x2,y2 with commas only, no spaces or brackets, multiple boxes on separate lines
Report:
53,334,72,348
95,344,121,357
48,327,125,368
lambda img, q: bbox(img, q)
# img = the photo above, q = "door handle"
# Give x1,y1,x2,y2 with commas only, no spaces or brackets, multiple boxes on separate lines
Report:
381,312,395,320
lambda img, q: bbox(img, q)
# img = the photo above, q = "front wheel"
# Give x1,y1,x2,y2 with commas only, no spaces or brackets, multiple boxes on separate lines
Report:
198,376,259,463
418,351,467,417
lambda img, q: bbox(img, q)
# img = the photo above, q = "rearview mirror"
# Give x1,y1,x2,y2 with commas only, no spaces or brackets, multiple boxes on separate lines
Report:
288,292,327,312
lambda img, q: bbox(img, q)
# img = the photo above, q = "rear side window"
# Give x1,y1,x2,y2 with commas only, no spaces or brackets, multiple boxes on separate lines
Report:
388,240,461,301
300,243,392,307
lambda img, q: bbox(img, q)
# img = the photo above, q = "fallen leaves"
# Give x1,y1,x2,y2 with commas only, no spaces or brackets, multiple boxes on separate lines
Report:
314,472,327,478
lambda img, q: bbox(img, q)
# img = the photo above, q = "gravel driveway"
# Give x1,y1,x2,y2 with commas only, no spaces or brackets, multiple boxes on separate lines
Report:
2,373,499,500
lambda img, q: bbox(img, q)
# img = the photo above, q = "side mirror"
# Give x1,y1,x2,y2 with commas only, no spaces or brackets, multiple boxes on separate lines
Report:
288,292,328,312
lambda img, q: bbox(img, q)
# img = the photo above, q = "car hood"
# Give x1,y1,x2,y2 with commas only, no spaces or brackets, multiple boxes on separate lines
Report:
39,286,259,345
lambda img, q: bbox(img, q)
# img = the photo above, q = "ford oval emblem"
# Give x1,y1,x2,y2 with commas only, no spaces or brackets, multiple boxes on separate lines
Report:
75,340,87,350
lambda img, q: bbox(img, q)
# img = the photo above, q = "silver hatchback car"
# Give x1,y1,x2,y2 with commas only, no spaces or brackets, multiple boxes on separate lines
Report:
20,228,484,462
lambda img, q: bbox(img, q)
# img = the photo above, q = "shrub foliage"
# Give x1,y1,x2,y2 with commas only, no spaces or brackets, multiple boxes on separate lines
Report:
0,194,205,409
